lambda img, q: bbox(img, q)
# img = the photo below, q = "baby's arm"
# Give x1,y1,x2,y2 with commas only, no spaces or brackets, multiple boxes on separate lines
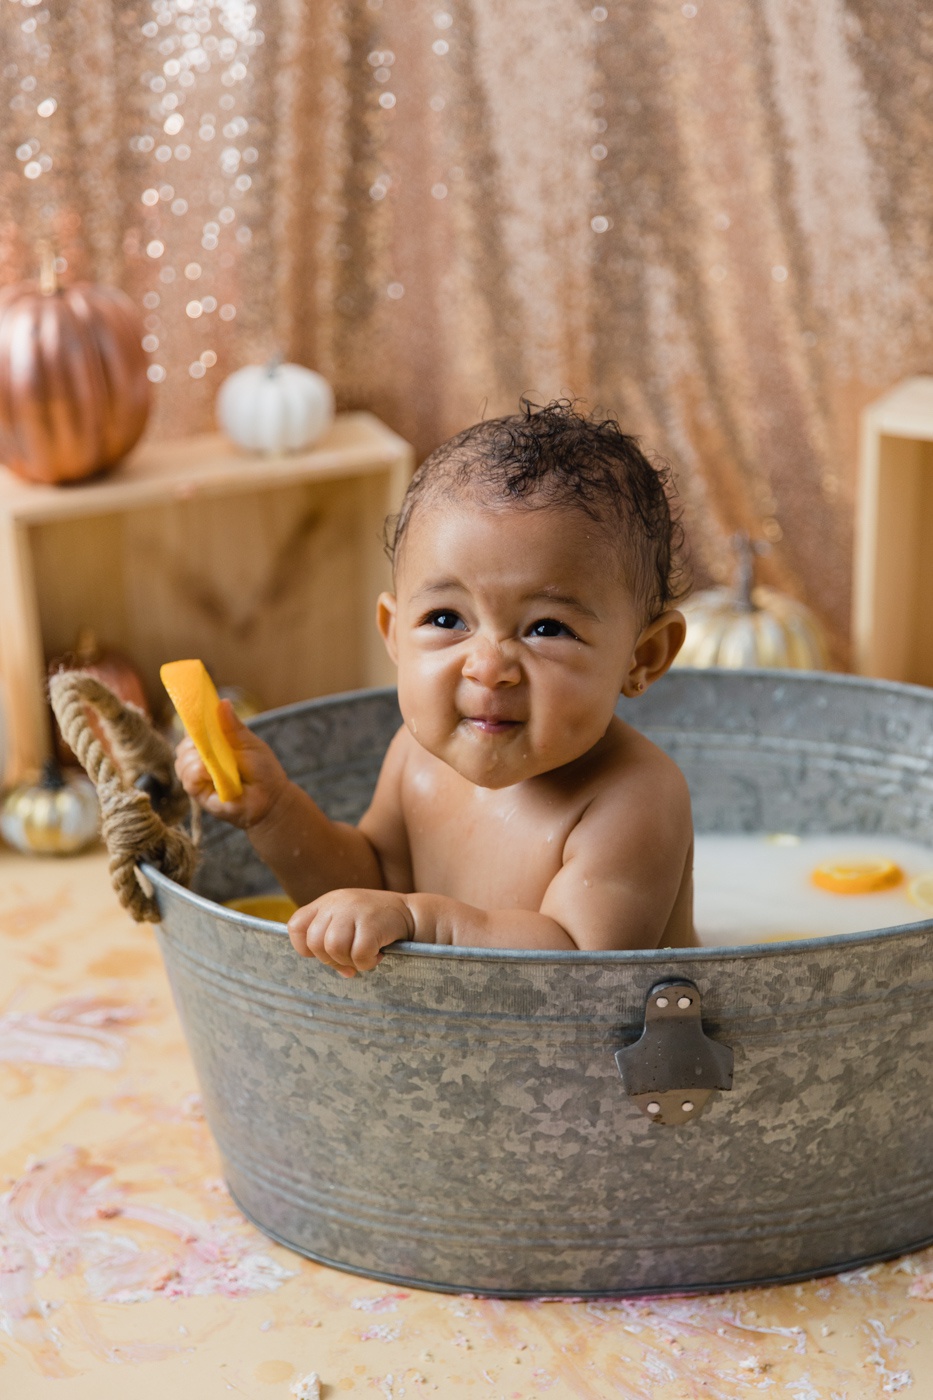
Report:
287,753,693,974
176,704,410,905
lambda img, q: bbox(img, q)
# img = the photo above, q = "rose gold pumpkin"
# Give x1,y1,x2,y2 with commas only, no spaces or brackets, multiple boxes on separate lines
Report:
0,260,150,485
49,627,151,766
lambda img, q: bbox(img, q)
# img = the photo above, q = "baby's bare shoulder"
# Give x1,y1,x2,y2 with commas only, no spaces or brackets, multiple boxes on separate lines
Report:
603,717,688,792
575,719,691,840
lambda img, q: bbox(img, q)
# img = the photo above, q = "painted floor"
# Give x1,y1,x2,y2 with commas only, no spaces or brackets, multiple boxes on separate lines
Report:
1,845,932,1399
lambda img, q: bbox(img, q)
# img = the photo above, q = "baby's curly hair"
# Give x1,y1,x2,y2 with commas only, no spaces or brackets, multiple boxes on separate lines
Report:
386,399,686,620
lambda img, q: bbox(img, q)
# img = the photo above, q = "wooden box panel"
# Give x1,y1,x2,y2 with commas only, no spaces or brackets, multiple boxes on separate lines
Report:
0,414,413,783
30,474,392,714
854,378,933,685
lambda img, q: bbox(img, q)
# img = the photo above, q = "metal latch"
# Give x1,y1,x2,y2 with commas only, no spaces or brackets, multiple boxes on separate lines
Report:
614,979,733,1126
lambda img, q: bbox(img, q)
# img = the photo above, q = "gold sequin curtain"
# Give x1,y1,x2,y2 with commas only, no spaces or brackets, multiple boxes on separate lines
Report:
3,0,933,662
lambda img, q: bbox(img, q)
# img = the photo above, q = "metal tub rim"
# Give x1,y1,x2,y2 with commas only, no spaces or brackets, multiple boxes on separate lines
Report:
143,871,933,963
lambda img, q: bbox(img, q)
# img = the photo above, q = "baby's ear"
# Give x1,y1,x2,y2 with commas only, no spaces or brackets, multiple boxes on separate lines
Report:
624,609,687,696
376,592,399,664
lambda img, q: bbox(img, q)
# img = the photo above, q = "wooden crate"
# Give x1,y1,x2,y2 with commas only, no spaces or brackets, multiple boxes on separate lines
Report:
0,413,413,784
853,377,933,684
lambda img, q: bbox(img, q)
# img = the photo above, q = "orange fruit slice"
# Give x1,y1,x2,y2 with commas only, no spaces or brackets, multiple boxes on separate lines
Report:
811,858,903,895
224,894,297,922
160,659,243,802
907,872,933,914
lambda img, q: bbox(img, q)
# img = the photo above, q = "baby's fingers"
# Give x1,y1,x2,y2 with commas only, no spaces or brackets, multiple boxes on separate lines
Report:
174,739,213,795
174,742,234,818
174,735,201,774
287,904,320,958
349,925,386,973
288,906,357,977
322,917,361,977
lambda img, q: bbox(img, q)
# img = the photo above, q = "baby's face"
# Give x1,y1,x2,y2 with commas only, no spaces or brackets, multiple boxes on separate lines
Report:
378,498,683,790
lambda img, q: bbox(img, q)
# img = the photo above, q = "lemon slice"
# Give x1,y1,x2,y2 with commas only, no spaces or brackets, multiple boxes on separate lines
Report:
811,858,903,895
225,894,297,922
160,658,243,803
907,872,933,914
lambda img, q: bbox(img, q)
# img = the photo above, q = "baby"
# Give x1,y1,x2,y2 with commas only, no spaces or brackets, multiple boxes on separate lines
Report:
176,400,697,973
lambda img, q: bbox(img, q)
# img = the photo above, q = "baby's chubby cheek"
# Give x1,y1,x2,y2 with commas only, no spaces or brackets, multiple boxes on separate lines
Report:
400,698,517,786
402,706,467,765
397,664,460,742
397,689,449,758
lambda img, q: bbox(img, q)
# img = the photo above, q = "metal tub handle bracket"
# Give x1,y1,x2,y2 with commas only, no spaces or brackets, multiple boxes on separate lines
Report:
615,979,734,1126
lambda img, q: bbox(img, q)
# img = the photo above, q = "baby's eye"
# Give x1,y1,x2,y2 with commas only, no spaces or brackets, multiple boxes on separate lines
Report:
528,618,577,639
425,610,467,631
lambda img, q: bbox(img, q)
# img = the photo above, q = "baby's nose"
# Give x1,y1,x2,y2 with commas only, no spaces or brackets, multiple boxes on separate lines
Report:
462,637,522,687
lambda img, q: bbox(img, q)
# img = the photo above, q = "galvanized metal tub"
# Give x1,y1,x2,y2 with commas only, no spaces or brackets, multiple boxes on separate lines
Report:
147,669,933,1296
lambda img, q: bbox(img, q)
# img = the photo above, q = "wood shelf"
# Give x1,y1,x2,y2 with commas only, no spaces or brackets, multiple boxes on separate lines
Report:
0,413,413,784
853,377,933,684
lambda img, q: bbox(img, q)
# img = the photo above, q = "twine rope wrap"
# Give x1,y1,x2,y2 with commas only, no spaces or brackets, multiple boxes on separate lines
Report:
48,671,200,923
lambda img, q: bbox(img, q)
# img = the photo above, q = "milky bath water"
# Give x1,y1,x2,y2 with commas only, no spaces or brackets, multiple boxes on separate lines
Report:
695,833,933,946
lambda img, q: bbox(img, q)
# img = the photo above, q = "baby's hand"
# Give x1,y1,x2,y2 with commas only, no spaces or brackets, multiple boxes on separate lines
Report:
174,699,290,830
287,889,414,977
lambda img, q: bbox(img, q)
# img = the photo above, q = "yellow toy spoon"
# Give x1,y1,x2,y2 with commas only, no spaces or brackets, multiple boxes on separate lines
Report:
160,659,243,802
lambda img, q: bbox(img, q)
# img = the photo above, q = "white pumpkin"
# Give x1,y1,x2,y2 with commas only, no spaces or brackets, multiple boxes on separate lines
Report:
673,535,830,671
216,360,335,454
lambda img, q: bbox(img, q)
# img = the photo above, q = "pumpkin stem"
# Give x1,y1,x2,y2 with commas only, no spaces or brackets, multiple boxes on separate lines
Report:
265,353,283,378
732,532,757,611
37,241,58,296
41,757,66,790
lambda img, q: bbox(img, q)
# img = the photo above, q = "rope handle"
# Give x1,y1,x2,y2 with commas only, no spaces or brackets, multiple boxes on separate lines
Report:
48,670,200,923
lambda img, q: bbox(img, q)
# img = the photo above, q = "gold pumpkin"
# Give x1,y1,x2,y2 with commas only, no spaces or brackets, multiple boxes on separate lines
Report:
674,536,829,670
0,245,150,484
0,760,99,855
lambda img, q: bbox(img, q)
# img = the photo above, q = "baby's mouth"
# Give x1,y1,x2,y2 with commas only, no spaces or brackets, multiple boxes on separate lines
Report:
463,715,523,735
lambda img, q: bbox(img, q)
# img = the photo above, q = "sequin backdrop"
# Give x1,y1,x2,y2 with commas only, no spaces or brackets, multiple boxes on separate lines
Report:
3,0,933,660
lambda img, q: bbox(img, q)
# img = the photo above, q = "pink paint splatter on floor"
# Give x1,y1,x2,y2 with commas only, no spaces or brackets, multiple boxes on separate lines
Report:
0,995,147,1071
909,1271,933,1300
0,1145,294,1340
361,1322,402,1342
371,1373,424,1399
351,1291,410,1313
467,1287,919,1400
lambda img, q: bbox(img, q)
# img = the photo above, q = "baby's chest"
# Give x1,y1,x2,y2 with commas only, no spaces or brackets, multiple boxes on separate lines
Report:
402,783,570,909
